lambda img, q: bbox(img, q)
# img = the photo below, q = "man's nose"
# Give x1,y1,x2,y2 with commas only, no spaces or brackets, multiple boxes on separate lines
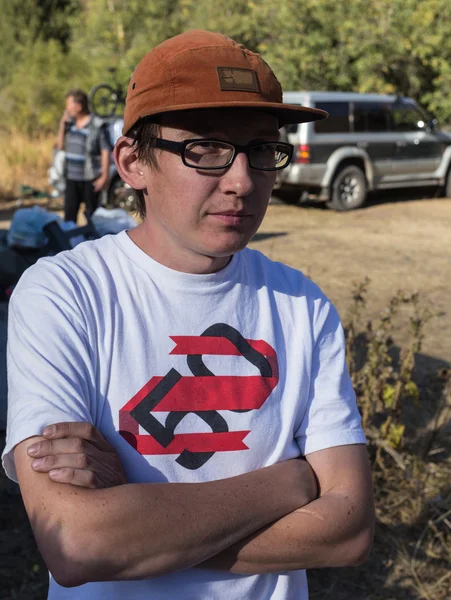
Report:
219,152,255,196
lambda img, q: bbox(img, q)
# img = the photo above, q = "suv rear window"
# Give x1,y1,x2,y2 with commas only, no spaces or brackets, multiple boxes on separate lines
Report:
391,103,427,132
314,102,350,133
353,102,390,132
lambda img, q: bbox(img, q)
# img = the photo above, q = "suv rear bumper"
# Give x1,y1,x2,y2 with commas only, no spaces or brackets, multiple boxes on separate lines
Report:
278,163,326,187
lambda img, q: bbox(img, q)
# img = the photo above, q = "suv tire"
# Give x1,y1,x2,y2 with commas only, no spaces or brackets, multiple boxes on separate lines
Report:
273,188,300,205
327,165,367,211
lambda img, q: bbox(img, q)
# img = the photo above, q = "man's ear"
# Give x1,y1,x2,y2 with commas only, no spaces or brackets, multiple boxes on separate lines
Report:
113,136,147,190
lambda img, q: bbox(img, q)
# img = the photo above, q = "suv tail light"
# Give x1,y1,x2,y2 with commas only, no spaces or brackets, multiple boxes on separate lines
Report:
295,144,310,164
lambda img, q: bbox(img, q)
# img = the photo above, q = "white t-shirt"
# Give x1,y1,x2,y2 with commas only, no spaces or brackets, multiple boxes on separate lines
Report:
2,230,366,600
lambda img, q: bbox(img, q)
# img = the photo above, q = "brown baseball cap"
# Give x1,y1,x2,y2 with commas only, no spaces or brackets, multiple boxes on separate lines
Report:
123,29,327,134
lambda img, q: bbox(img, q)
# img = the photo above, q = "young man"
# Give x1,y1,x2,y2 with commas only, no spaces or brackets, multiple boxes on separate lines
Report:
3,30,374,599
56,89,111,222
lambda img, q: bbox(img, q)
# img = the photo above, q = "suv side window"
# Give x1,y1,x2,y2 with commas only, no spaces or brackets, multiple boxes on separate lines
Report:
314,102,350,133
391,103,426,132
353,102,391,132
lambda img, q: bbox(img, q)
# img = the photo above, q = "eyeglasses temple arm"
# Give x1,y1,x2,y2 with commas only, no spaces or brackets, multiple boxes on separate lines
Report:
153,138,185,154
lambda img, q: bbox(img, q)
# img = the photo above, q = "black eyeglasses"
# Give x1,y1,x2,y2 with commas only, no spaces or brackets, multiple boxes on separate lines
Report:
149,137,294,171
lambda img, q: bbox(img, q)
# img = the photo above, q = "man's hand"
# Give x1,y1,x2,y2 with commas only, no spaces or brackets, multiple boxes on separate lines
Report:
56,110,71,150
93,175,108,192
59,109,71,125
27,422,127,489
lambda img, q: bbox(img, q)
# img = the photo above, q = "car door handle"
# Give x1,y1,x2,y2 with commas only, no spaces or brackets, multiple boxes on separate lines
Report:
396,141,407,147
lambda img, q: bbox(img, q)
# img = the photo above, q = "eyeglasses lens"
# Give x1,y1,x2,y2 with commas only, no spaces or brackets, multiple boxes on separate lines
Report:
185,141,234,168
250,143,290,170
184,141,291,170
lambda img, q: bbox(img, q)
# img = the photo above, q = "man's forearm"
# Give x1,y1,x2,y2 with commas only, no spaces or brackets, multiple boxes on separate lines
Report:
44,466,310,585
56,121,66,150
201,488,374,574
101,149,110,178
201,446,375,574
16,441,316,587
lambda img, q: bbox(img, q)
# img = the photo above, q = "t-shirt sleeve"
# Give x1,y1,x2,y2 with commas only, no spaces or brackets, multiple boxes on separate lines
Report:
2,266,95,482
100,124,112,151
295,301,366,455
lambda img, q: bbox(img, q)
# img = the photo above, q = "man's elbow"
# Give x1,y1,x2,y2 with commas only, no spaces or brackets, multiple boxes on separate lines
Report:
37,524,101,587
51,563,86,588
346,523,375,567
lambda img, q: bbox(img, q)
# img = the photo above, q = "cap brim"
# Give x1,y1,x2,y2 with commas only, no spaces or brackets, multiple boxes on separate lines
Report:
124,101,327,133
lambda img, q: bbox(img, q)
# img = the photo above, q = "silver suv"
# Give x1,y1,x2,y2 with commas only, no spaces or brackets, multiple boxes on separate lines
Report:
276,91,451,210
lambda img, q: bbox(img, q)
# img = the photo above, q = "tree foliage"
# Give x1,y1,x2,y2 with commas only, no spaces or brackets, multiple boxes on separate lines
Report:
1,0,451,134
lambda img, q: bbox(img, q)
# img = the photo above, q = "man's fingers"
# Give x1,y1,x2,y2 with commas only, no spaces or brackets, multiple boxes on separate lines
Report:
30,446,127,489
25,423,127,489
43,421,97,440
31,452,93,473
27,436,95,458
41,422,109,449
92,179,105,192
48,467,100,489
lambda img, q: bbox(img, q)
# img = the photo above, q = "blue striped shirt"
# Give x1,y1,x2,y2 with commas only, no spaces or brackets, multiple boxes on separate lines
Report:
65,118,109,181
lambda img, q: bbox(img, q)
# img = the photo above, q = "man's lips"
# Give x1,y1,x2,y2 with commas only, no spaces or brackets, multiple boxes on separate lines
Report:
208,211,253,225
209,210,251,216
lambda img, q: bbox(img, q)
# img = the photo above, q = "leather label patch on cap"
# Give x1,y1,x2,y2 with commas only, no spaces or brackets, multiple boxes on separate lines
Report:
217,67,259,92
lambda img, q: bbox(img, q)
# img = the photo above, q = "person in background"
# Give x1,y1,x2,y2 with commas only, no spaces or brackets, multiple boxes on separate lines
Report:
56,89,111,223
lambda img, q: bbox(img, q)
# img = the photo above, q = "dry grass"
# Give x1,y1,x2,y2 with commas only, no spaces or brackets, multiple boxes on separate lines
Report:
306,290,451,600
309,443,451,599
0,131,55,201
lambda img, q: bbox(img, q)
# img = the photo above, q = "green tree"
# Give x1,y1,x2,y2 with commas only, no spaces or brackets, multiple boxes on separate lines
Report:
2,0,451,134
0,40,91,135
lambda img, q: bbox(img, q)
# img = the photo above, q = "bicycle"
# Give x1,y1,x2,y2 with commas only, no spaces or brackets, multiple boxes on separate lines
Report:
88,69,136,212
88,68,127,118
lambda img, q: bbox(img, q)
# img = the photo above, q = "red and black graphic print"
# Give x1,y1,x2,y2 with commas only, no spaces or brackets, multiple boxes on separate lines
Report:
119,323,279,470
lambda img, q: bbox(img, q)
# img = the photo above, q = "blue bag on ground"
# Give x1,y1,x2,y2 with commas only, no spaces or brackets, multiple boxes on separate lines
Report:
7,206,59,249
7,206,85,249
91,207,137,236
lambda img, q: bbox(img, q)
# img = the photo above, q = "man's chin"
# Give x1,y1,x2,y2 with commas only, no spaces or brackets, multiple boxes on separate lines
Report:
203,233,254,257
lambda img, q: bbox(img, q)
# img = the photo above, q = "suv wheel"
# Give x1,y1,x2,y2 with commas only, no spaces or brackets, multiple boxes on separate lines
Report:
327,165,367,211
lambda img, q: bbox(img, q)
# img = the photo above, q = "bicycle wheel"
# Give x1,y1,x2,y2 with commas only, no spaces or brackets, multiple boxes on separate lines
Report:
88,84,118,118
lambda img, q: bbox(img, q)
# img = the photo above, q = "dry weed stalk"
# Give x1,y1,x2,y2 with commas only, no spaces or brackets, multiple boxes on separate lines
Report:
343,280,451,600
345,280,442,459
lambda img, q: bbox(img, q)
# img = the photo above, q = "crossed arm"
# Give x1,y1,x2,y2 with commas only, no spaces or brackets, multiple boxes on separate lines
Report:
14,423,374,587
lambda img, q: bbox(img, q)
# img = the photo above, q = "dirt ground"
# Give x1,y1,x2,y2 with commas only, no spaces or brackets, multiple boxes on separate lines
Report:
1,191,450,599
251,193,451,370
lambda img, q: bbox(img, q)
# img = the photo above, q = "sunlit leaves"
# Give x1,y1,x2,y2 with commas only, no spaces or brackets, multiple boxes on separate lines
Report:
2,0,451,133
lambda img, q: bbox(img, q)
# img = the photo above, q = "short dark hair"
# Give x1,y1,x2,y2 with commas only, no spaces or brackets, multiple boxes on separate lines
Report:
66,89,89,114
126,119,161,220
